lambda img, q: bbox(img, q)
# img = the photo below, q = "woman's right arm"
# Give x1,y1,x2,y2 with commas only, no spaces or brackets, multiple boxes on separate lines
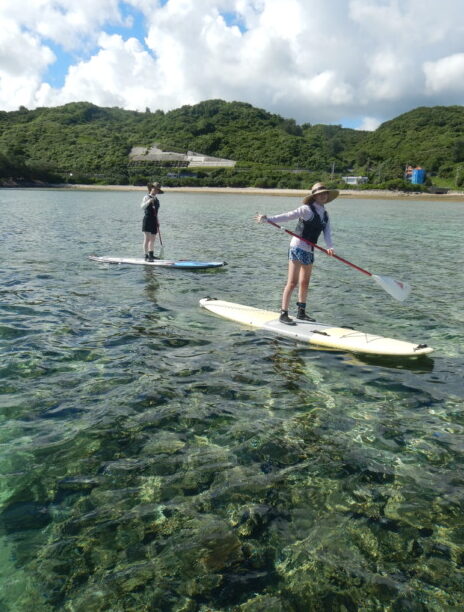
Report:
255,205,306,224
141,195,152,209
267,206,306,224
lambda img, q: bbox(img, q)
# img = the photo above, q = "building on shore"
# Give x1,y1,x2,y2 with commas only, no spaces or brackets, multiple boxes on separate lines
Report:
404,165,426,184
342,176,368,185
129,145,236,168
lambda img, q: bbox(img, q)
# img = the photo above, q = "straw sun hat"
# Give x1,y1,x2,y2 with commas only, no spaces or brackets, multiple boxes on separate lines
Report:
303,182,339,205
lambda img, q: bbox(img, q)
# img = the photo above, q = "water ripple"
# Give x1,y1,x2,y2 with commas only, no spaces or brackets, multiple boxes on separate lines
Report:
1,190,463,610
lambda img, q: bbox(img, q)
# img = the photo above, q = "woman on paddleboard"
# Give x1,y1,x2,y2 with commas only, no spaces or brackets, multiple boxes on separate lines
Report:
141,182,163,261
255,182,339,325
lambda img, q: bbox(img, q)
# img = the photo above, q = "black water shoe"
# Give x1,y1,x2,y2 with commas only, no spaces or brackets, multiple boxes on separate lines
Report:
296,302,315,322
297,312,316,322
279,311,296,326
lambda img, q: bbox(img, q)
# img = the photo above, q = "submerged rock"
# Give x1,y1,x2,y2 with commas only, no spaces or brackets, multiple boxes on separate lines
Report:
0,500,52,532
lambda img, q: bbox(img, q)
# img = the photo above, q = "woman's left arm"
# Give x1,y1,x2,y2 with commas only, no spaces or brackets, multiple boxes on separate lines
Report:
323,220,334,254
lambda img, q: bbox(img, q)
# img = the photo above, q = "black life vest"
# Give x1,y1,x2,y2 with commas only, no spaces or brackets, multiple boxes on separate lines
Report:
144,197,160,219
295,203,328,245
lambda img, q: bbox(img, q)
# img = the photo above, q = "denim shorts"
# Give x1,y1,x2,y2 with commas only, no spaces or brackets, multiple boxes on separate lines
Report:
288,246,314,265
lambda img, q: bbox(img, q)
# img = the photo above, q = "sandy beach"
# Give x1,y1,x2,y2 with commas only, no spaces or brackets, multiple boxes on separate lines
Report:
4,182,464,200
52,184,464,201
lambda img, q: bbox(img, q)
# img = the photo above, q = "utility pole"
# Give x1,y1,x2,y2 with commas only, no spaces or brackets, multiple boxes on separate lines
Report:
331,161,335,178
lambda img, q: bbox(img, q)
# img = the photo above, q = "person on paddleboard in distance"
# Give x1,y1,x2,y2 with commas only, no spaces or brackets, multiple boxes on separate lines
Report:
141,182,163,261
255,182,339,325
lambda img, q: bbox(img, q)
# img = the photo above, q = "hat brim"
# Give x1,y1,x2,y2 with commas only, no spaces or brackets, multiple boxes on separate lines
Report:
303,189,339,205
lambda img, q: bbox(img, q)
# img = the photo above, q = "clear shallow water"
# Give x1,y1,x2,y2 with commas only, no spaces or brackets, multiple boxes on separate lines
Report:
0,188,463,611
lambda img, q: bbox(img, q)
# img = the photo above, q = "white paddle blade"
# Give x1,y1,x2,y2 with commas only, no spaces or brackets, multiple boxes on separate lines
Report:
373,275,411,301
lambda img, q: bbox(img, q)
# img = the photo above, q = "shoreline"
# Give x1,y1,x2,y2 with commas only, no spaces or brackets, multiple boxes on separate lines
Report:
3,183,464,200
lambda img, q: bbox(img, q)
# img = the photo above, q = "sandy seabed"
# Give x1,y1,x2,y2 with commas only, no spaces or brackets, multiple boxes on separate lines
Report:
55,184,464,201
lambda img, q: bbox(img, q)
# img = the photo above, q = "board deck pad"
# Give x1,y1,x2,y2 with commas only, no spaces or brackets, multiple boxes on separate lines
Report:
199,298,433,357
89,256,226,269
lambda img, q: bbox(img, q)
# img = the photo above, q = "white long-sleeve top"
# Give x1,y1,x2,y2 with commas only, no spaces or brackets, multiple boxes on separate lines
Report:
267,202,333,252
141,194,157,209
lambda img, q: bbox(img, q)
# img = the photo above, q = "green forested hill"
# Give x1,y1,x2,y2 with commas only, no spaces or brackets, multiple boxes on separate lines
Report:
356,106,464,177
1,100,463,188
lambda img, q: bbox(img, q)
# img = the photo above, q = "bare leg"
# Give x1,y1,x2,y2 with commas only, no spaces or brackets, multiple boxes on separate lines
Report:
281,261,301,311
297,264,313,303
143,232,157,255
143,232,151,255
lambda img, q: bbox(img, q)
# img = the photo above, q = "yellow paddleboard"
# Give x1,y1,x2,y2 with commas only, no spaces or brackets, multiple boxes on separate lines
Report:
199,298,433,357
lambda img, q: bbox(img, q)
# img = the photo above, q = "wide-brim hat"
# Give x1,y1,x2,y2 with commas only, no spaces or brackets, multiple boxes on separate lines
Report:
303,182,339,205
152,181,164,194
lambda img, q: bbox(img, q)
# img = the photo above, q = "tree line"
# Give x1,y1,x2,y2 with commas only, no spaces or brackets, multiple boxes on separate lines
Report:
1,100,464,190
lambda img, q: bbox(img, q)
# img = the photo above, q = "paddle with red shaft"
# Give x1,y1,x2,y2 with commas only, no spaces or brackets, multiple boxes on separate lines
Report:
266,219,411,302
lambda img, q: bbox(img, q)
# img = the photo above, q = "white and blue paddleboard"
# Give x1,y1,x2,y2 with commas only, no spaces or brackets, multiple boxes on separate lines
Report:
89,256,226,270
199,298,433,357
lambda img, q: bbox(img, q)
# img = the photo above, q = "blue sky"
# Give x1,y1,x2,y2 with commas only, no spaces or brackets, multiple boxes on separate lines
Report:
2,0,464,130
43,43,77,88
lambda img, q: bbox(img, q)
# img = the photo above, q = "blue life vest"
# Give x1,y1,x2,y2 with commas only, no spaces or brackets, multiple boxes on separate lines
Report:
295,203,328,246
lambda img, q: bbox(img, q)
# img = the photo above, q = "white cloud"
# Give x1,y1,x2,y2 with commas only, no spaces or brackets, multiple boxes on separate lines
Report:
0,19,55,76
357,117,381,131
256,0,306,39
1,0,464,126
424,53,464,94
39,33,160,109
0,0,123,49
0,18,56,108
364,51,412,101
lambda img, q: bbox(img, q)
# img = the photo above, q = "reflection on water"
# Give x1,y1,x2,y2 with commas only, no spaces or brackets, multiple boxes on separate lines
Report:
143,267,160,303
0,189,463,610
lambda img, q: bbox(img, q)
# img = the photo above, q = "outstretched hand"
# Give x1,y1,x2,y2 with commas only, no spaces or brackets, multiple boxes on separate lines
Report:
254,214,268,223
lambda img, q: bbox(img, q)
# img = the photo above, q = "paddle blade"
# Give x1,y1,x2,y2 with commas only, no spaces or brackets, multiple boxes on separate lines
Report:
372,275,411,302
